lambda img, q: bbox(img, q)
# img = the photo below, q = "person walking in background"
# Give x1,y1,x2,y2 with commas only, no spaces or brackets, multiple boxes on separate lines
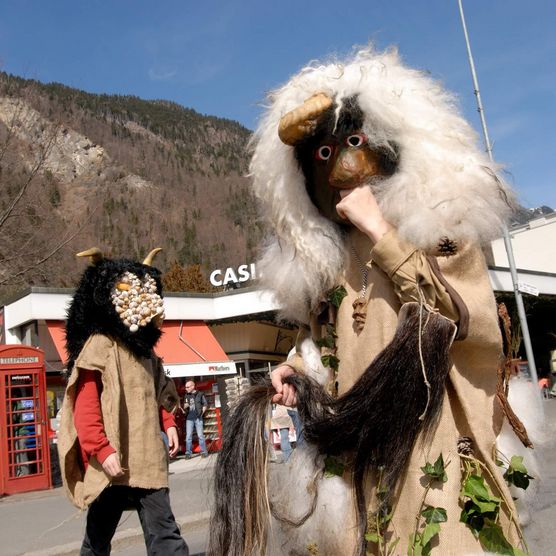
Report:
287,407,304,447
271,403,294,462
183,380,208,459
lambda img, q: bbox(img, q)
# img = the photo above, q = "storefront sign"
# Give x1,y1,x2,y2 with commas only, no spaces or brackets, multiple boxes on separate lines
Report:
209,264,256,287
518,282,539,297
164,360,237,378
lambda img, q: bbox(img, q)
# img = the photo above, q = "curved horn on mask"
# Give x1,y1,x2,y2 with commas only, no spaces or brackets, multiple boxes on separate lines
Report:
278,92,333,146
143,247,162,266
76,247,104,265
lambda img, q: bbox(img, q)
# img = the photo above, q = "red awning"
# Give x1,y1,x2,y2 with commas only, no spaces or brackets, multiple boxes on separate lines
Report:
46,320,68,364
46,319,229,374
155,321,228,364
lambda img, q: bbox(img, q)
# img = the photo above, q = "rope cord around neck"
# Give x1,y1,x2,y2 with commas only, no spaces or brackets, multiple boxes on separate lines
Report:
417,287,432,421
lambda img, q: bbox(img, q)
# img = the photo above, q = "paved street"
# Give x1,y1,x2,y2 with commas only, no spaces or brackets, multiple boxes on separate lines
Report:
1,401,555,555
0,454,215,556
113,523,208,556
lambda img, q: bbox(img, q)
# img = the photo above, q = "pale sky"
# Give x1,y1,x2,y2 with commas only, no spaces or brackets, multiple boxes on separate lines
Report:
0,0,554,208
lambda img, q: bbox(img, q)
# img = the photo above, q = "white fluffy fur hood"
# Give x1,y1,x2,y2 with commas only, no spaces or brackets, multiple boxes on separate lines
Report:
250,46,515,322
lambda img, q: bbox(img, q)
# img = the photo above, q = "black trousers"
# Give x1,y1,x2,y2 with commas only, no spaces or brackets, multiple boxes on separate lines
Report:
81,486,189,556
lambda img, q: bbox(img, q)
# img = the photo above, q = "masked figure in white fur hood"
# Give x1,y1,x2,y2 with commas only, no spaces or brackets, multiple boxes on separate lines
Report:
209,47,533,556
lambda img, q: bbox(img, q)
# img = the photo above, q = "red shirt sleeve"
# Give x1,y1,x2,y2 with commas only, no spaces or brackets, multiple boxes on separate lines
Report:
74,370,115,468
160,407,177,432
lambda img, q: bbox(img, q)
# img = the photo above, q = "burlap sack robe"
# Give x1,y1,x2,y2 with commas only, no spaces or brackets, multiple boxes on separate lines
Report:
58,334,179,510
288,228,520,554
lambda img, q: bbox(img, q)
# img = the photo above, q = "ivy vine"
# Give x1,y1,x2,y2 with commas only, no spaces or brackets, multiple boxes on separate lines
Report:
459,453,529,555
328,285,348,309
317,286,347,382
408,454,448,556
500,454,534,491
365,467,400,556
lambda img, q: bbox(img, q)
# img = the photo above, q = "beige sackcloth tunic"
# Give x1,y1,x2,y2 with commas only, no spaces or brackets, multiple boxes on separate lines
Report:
288,228,522,554
57,334,179,510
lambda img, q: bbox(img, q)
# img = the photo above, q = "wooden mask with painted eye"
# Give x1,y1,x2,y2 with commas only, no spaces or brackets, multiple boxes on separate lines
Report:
293,96,398,223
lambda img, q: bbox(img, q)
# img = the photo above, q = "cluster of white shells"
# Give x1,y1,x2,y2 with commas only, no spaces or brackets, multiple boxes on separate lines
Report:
111,272,164,333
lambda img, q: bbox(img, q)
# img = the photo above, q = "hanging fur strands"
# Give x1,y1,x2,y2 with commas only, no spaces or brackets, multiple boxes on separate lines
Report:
209,303,457,556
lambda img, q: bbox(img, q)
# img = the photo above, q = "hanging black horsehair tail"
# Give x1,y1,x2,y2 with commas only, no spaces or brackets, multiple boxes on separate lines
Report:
208,303,457,556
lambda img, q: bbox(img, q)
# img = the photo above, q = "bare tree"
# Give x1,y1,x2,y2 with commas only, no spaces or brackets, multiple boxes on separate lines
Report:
0,89,94,298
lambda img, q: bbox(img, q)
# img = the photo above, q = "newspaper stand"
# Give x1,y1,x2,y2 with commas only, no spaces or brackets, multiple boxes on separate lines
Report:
0,345,52,495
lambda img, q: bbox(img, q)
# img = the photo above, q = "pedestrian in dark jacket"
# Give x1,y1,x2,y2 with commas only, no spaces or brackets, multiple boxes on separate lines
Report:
182,380,208,458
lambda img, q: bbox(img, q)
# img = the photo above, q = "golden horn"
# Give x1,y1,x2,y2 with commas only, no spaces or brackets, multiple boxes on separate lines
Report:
76,247,104,265
143,247,162,266
278,92,333,146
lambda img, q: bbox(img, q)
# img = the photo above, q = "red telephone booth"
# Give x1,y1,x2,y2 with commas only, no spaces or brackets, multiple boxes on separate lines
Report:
0,345,52,495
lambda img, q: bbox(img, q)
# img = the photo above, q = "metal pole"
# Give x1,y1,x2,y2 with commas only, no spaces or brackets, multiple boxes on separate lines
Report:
457,0,539,389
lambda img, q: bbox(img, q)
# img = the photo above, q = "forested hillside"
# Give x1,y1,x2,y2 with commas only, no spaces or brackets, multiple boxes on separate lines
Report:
0,72,264,300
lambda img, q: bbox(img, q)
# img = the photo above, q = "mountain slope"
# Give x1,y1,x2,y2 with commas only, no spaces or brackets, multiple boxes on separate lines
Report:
0,72,264,298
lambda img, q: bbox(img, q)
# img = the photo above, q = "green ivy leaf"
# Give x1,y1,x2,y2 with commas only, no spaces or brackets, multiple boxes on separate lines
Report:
323,455,345,478
478,522,515,555
473,499,499,514
321,354,339,371
328,285,348,308
433,454,445,475
421,522,441,547
315,335,335,349
508,455,528,474
420,454,447,483
408,533,423,556
380,510,393,525
421,462,435,475
504,455,534,490
412,543,423,556
460,500,479,518
325,323,337,338
421,506,447,524
364,532,379,543
505,469,532,490
460,500,484,534
463,474,500,504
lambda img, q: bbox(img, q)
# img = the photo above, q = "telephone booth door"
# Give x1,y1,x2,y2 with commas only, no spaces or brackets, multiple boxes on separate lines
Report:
0,345,52,495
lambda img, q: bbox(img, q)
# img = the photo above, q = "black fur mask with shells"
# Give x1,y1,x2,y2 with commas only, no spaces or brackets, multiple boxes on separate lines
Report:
65,247,165,374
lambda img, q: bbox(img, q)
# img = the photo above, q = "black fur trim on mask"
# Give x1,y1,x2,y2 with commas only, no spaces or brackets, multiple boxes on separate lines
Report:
65,258,163,373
